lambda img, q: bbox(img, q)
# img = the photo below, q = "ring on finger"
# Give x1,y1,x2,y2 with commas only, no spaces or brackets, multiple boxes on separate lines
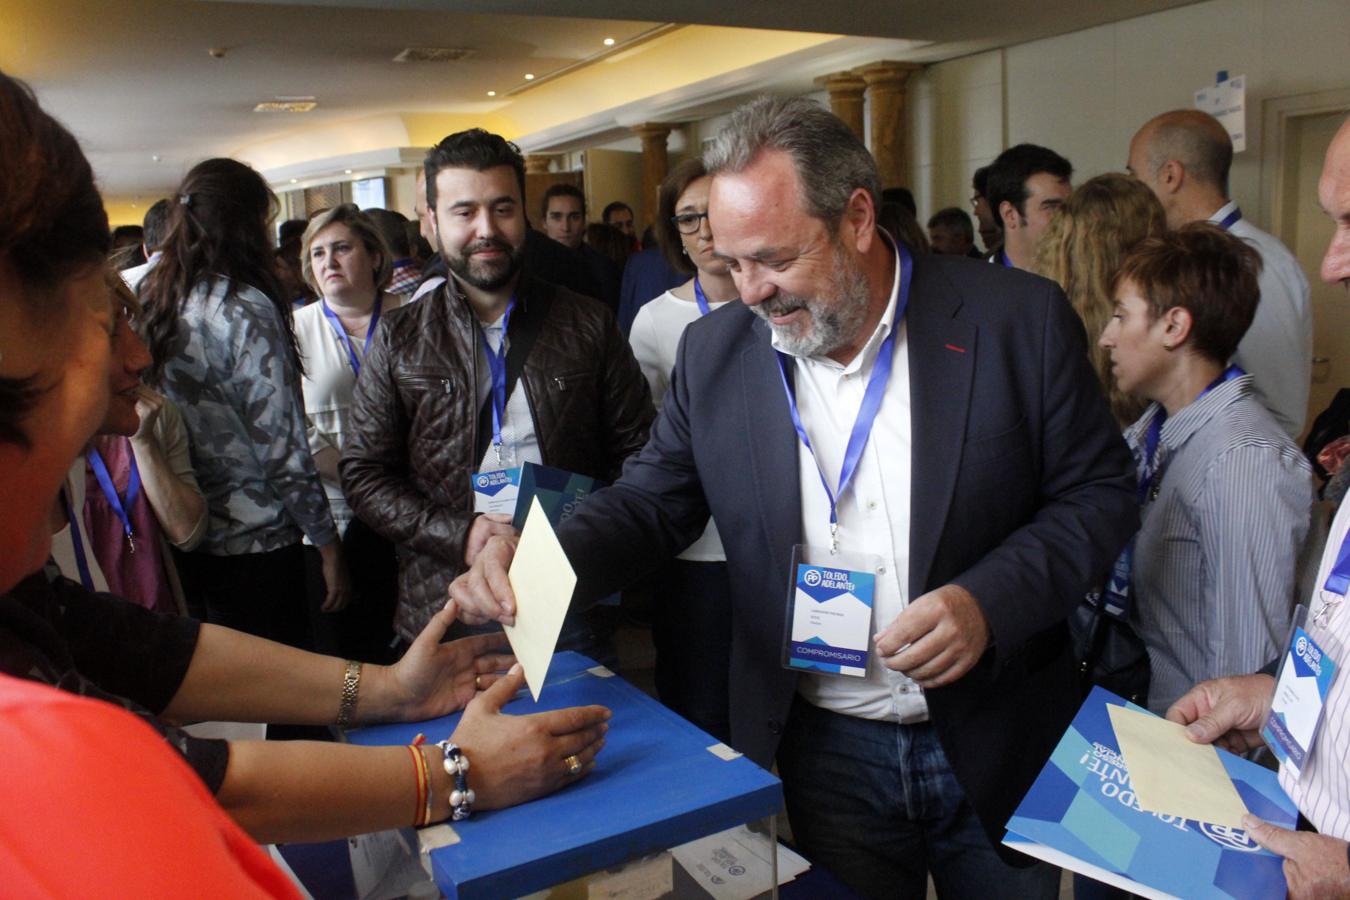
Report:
564,754,582,776
474,675,482,690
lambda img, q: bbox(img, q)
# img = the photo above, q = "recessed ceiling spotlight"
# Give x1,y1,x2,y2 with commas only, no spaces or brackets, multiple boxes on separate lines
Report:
487,90,496,97
254,100,317,113
524,73,535,80
344,169,353,174
150,154,161,163
603,37,615,46
290,178,298,184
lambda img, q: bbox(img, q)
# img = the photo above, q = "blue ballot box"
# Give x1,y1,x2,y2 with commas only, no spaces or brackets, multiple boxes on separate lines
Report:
347,652,785,899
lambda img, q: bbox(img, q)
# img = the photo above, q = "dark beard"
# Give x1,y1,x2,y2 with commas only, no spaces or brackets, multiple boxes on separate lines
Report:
443,238,524,292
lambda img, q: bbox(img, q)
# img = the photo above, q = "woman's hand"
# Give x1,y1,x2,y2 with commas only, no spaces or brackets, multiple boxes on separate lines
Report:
130,386,165,447
384,600,516,721
317,540,352,613
451,663,611,811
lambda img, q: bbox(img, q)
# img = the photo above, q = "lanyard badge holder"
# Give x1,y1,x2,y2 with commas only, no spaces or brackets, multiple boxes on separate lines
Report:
1263,531,1347,777
1101,366,1245,618
471,299,521,514
779,244,911,680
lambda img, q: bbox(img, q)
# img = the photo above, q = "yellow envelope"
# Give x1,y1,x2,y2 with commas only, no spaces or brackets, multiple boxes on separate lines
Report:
504,497,577,701
1107,704,1249,829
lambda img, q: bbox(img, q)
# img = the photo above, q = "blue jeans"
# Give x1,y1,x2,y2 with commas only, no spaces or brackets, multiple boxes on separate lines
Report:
777,697,1060,900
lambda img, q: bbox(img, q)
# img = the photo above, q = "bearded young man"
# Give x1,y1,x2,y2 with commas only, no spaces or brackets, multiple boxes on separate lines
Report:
341,129,653,657
449,97,1136,900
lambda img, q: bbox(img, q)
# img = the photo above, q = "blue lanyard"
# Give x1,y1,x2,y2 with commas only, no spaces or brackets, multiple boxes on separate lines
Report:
693,277,712,317
320,295,383,377
88,446,141,553
1138,364,1245,501
1215,207,1243,231
998,249,1013,268
59,489,95,591
1324,531,1350,596
479,297,517,461
774,243,912,553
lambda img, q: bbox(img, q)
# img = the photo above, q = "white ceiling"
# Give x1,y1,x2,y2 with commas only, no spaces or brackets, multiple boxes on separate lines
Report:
2,0,1202,199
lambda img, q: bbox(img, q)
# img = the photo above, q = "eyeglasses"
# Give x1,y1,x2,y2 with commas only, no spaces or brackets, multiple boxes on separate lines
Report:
671,211,711,235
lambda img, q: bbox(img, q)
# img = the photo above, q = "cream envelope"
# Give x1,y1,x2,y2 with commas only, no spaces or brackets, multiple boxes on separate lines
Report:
504,497,577,701
1108,704,1249,829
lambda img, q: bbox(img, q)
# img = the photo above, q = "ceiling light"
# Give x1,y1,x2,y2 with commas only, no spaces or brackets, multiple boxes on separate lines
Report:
344,169,353,174
524,73,535,80
290,178,298,184
254,101,317,113
487,90,496,97
603,38,615,46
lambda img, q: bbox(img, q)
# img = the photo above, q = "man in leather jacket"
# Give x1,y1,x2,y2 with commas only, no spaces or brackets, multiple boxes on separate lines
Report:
341,128,654,651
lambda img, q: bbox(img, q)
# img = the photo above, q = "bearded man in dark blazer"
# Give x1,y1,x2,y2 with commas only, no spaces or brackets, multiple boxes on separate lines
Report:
450,96,1136,900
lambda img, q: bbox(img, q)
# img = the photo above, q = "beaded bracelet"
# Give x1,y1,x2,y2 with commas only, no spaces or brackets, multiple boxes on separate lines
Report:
435,741,474,821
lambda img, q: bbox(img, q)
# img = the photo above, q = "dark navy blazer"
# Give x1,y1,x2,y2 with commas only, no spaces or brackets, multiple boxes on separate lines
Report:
558,251,1137,849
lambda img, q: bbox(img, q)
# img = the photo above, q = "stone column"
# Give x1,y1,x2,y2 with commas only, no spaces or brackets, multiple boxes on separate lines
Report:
633,123,673,227
859,61,923,189
523,154,556,175
816,71,868,141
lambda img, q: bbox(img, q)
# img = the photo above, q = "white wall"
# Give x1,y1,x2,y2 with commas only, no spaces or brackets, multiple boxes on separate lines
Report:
911,0,1350,230
907,50,1004,226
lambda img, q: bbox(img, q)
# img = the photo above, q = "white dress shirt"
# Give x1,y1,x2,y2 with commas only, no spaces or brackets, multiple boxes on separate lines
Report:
1281,499,1350,840
475,310,542,472
1210,201,1313,438
783,245,928,723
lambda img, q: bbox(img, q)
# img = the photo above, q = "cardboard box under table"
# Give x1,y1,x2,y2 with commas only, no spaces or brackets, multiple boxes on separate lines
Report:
347,652,785,899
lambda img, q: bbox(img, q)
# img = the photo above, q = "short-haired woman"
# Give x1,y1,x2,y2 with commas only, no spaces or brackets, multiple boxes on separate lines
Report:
1100,224,1315,713
294,203,406,660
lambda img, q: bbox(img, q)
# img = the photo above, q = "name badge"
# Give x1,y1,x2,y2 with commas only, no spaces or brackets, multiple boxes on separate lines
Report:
1100,538,1133,619
782,544,876,678
471,467,521,515
1263,604,1339,778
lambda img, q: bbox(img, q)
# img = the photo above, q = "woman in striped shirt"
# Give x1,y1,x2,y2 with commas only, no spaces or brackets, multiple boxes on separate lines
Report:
1099,223,1315,714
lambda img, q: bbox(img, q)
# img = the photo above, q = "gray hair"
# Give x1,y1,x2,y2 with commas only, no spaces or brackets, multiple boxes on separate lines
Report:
702,95,881,229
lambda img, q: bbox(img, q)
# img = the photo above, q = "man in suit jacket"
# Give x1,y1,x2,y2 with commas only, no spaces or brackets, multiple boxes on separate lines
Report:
450,97,1136,899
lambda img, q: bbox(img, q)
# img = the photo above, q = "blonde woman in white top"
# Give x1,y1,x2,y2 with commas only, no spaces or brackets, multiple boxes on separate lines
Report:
628,159,738,741
295,204,406,661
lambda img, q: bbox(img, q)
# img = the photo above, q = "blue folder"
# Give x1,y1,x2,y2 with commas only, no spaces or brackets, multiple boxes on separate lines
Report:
1004,686,1297,899
348,652,784,899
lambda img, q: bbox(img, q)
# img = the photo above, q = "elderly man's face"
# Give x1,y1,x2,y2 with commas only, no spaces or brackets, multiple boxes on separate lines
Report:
1320,119,1350,290
709,149,872,359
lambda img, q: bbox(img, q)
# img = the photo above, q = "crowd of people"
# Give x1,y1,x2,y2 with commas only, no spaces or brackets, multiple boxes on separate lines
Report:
3,61,1350,899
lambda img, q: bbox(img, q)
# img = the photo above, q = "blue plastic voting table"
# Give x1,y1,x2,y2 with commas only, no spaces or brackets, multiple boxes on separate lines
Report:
347,652,784,899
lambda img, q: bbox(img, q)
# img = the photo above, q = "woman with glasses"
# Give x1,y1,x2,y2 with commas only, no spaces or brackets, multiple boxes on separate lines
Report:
54,273,208,614
627,158,736,742
294,204,405,660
